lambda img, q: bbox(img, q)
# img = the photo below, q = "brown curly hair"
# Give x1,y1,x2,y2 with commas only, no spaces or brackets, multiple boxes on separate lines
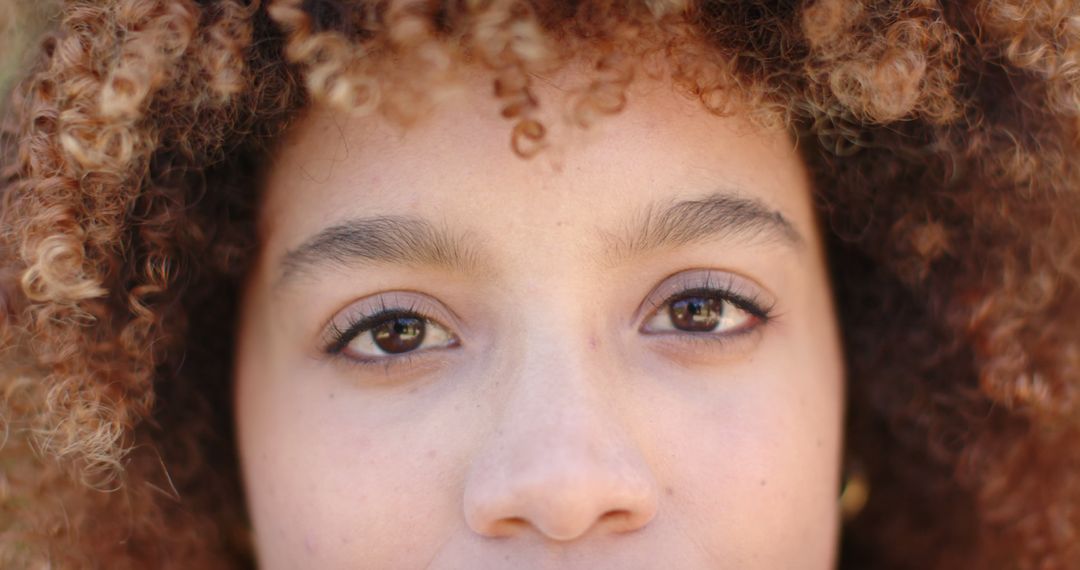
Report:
1,0,1079,568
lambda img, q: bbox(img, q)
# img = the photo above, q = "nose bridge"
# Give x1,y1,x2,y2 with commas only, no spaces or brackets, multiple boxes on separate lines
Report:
462,303,659,541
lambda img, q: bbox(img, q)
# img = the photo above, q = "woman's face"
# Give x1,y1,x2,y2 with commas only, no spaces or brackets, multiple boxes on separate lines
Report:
234,68,844,569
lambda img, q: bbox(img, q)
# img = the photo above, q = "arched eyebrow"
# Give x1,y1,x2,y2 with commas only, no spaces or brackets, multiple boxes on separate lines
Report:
597,192,804,264
275,215,486,289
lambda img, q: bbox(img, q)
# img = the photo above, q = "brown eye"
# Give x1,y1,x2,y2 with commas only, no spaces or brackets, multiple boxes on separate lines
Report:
371,316,426,353
642,292,757,335
339,312,457,360
668,296,724,332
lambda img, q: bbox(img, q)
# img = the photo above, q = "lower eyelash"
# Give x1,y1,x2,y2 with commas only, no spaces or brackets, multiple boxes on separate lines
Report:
332,349,421,373
649,321,765,346
640,324,769,368
323,276,772,371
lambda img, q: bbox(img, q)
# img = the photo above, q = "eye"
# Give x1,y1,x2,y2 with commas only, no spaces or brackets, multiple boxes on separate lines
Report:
327,309,458,362
641,288,764,336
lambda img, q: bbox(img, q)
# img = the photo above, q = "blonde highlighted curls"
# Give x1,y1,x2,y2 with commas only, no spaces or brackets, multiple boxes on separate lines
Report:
0,0,1079,568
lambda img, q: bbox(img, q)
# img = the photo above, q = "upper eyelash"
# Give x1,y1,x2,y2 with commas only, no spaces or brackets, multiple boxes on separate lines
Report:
323,274,774,363
323,303,441,356
651,286,774,322
643,272,776,323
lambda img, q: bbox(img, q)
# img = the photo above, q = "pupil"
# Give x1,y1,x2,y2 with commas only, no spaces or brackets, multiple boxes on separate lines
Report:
669,296,723,332
372,316,426,353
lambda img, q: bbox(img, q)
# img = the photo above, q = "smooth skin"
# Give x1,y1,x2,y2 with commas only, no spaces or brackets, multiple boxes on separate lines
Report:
234,66,845,569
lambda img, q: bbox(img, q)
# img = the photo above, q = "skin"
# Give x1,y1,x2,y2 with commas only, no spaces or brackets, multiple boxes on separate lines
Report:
234,67,845,569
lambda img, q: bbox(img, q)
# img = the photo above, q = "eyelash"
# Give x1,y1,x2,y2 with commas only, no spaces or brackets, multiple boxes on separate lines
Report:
323,276,775,367
647,284,772,319
642,285,774,343
642,269,775,318
325,308,432,355
323,297,455,371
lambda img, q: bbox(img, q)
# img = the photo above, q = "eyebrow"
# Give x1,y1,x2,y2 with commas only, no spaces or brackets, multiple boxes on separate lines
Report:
276,215,483,288
276,192,802,289
599,192,803,263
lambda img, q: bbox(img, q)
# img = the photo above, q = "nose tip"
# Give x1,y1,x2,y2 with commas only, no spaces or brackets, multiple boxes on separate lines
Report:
462,322,660,543
463,457,659,541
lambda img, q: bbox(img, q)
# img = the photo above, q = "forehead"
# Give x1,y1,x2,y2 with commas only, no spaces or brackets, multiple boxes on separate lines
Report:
257,67,815,265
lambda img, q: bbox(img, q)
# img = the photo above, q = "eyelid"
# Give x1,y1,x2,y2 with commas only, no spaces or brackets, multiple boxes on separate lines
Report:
634,268,776,327
319,290,463,354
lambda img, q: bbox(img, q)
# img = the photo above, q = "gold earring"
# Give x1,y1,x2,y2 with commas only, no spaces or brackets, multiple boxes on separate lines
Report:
839,463,869,521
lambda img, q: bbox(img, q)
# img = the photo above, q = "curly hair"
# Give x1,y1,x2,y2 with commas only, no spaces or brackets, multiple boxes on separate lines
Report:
1,0,1079,568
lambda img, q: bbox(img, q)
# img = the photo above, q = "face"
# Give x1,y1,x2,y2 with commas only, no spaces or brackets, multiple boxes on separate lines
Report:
234,66,845,569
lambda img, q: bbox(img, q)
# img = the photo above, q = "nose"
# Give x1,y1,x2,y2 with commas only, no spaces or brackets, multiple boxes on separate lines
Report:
462,343,659,542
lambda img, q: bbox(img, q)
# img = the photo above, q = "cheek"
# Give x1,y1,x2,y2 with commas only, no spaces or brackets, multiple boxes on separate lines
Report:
234,300,472,567
643,330,843,565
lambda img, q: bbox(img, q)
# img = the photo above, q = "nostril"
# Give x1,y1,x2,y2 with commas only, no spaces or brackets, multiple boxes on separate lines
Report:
461,396,661,542
487,517,530,538
601,509,629,521
599,509,643,533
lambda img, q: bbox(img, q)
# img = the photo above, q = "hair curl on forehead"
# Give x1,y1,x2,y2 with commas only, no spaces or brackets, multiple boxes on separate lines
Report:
1,0,1079,567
